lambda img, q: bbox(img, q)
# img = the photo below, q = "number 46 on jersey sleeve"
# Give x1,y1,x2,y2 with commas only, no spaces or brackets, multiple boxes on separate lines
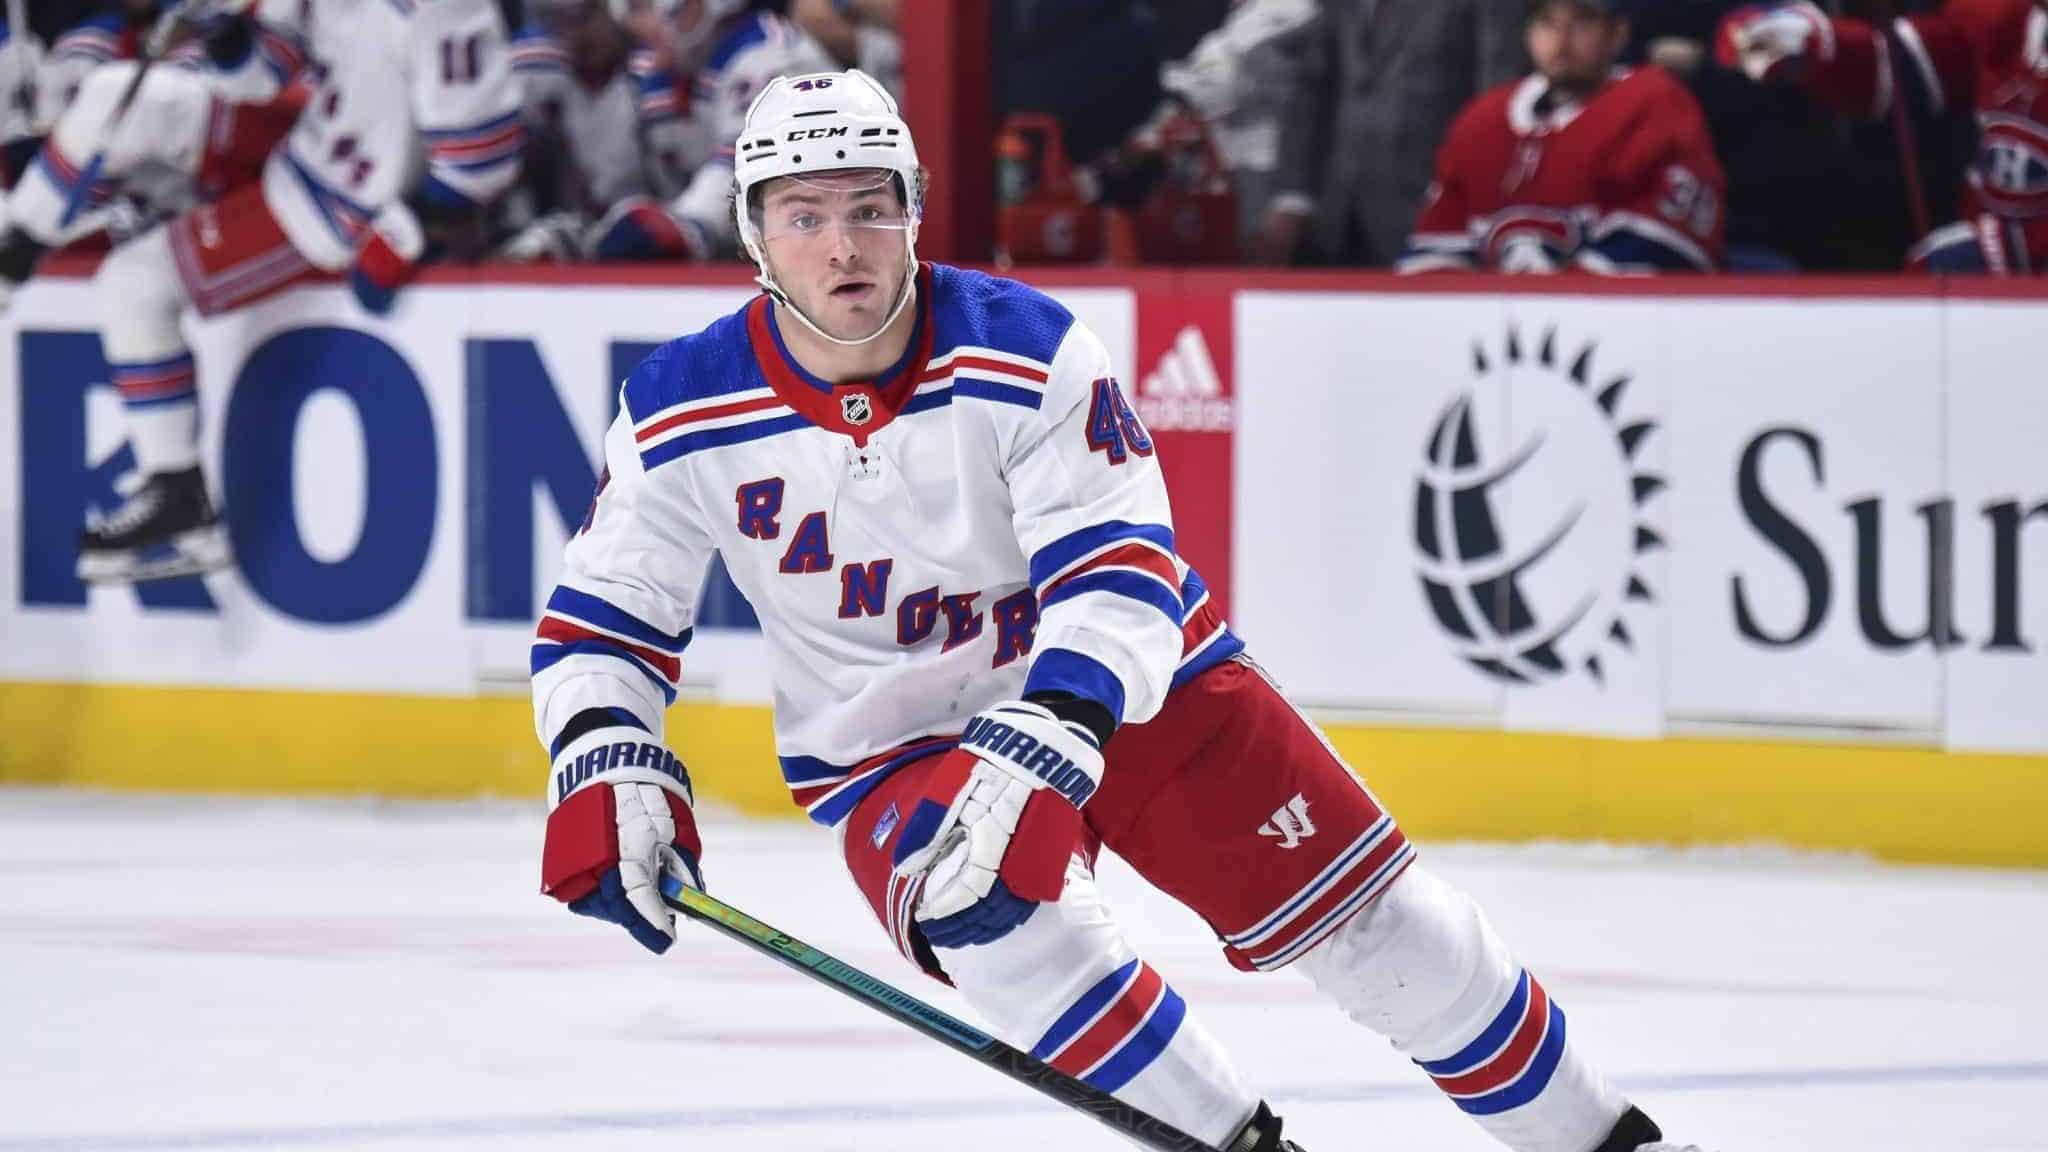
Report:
1084,377,1154,465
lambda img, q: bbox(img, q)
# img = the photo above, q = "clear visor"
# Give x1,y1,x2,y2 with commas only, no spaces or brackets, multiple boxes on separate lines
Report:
754,169,915,242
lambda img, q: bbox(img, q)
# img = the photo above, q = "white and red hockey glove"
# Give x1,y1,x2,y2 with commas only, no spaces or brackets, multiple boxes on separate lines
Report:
1716,1,1835,85
540,725,704,954
893,701,1103,949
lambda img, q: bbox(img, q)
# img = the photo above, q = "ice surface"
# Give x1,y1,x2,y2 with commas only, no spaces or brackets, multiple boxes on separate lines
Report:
1,790,2042,1151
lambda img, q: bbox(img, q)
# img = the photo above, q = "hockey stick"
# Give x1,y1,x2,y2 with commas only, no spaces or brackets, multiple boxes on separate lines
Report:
657,873,1224,1152
55,3,191,230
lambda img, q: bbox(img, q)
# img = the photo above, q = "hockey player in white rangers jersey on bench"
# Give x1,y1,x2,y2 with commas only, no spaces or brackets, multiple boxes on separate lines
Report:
535,69,1707,1152
0,0,521,584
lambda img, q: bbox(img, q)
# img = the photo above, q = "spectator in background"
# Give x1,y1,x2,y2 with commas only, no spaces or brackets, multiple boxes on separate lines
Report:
1398,0,1725,273
498,0,709,263
1720,0,2041,274
1624,0,1965,270
998,0,1167,174
1157,0,1322,247
1258,0,1528,265
789,0,901,98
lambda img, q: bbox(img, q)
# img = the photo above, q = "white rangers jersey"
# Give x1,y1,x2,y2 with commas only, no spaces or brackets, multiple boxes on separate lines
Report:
259,0,521,270
32,10,303,135
0,18,38,151
512,28,702,209
532,265,1243,825
667,12,833,251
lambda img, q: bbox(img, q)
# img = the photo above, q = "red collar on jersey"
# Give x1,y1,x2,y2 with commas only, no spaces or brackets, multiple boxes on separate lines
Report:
748,263,936,448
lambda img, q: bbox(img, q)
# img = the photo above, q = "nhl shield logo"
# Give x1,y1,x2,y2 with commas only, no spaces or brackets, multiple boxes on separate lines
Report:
841,392,874,425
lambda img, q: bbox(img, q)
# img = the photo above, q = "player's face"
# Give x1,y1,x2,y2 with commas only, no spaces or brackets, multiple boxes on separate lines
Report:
1528,4,1628,93
758,171,915,342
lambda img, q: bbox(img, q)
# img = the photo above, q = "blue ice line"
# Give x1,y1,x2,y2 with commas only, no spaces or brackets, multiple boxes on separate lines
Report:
4,1061,2044,1150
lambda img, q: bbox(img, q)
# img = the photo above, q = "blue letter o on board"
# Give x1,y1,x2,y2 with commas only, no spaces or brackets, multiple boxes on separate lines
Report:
222,327,437,623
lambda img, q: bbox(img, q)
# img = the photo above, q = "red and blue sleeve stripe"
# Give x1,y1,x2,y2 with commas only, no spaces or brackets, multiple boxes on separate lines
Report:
111,353,198,410
30,141,113,212
1022,648,1127,725
424,110,525,175
530,585,691,703
1029,520,1182,624
1030,958,1188,1093
1416,969,1569,1116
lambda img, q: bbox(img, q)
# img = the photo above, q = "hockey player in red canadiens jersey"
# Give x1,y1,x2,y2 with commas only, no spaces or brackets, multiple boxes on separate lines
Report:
535,69,1706,1152
1719,0,2048,273
1401,0,1725,274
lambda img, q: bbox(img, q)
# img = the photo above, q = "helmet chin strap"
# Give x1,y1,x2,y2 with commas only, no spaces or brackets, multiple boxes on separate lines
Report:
755,232,918,349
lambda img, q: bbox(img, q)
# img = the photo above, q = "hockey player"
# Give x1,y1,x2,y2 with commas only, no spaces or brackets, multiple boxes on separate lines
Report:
593,0,833,258
1399,0,1725,274
5,3,305,251
535,69,1706,1152
0,12,41,184
497,0,708,263
1718,0,2048,274
0,0,520,583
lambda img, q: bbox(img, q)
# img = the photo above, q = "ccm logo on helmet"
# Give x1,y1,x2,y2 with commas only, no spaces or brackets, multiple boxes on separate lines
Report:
787,127,850,141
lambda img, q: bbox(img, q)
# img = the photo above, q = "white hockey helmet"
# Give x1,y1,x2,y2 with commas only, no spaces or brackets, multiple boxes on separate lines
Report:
733,69,924,346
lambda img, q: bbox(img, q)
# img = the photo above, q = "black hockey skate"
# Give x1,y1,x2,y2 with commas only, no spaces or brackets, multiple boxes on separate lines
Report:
1225,1101,1307,1152
77,466,231,583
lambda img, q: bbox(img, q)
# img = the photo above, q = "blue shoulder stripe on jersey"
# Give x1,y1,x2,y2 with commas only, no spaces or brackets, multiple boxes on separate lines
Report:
951,378,1042,410
1087,986,1187,1093
927,264,1074,369
1023,648,1128,725
530,639,678,705
900,387,954,416
640,411,813,470
1029,521,1175,592
1032,958,1139,1060
546,586,692,654
706,13,771,71
1042,570,1182,625
621,307,766,427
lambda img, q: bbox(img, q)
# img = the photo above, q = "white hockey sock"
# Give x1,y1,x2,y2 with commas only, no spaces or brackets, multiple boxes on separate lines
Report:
1297,864,1629,1152
117,358,201,474
98,230,202,476
935,862,1261,1148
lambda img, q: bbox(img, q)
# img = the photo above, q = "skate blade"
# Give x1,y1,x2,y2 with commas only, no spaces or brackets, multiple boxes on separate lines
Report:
77,527,232,585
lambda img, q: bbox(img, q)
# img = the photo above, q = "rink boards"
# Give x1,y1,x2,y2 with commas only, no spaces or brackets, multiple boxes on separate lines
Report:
2,268,2044,865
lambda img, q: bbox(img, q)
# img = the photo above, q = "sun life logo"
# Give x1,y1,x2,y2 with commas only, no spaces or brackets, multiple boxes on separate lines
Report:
1411,326,1664,685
